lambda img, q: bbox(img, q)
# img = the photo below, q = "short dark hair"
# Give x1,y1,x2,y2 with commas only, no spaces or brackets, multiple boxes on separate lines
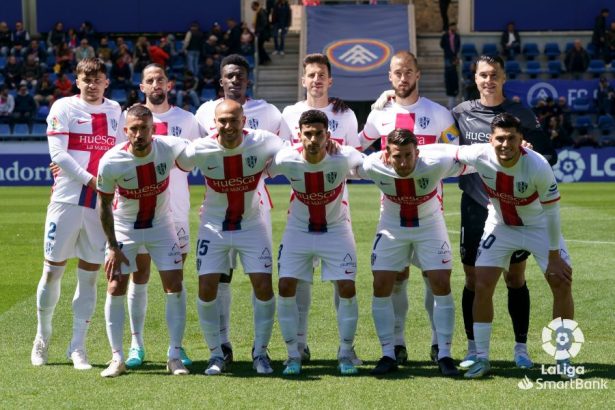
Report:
391,51,420,71
303,53,332,76
490,113,521,134
126,104,153,121
75,58,107,77
220,54,250,73
475,55,505,70
299,109,328,130
142,63,167,77
386,128,418,147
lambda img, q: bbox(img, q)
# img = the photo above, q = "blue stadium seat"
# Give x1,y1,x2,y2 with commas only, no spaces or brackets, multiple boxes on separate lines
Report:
522,43,540,60
547,60,564,78
462,61,473,79
13,123,30,136
461,43,478,61
481,43,498,57
107,39,117,50
132,72,142,87
36,105,50,120
543,42,561,60
111,89,127,105
200,88,217,102
0,56,6,70
525,61,543,78
504,60,521,79
0,123,10,136
46,53,56,68
598,114,614,135
574,115,593,131
32,123,47,135
587,59,606,77
571,97,591,113
0,73,4,87
586,43,598,58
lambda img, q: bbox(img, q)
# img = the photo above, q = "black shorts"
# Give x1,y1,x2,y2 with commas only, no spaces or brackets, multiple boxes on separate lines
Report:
460,193,529,266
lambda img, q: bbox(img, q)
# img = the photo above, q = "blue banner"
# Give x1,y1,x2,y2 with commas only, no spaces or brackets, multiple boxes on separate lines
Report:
306,5,410,101
553,148,615,183
504,79,615,109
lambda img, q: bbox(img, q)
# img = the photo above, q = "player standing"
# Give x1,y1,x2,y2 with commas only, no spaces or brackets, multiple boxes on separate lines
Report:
362,51,460,364
97,105,192,377
452,55,557,369
270,110,363,376
31,58,121,370
455,113,572,378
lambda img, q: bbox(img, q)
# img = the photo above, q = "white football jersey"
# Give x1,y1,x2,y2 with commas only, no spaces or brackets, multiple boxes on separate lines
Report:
185,129,283,231
97,137,190,230
360,97,459,150
118,106,200,223
360,144,468,228
269,146,363,233
195,98,282,136
279,101,360,148
46,96,121,208
455,144,560,227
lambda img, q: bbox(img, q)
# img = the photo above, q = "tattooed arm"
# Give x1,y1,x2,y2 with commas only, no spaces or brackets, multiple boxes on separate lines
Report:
98,192,129,281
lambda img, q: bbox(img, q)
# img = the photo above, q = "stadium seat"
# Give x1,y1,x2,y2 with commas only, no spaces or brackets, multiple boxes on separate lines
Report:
571,97,591,113
461,61,473,79
574,115,593,133
36,105,50,121
481,43,498,57
522,43,540,60
200,88,217,102
46,53,56,68
0,123,10,136
13,123,30,136
543,42,561,60
525,61,543,78
107,39,117,50
32,123,47,135
245,54,256,69
586,43,598,58
111,88,127,105
461,43,478,61
0,56,6,70
598,114,615,135
132,72,142,87
504,60,521,79
0,73,4,87
587,59,606,77
564,42,574,54
547,60,564,78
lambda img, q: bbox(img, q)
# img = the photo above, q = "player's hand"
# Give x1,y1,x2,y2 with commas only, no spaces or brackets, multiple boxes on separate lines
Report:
371,89,395,111
49,162,61,178
104,247,129,281
87,176,97,190
545,250,572,285
326,139,341,155
521,140,533,150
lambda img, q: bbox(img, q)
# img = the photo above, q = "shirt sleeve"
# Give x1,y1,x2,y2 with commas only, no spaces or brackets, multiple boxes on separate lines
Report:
278,108,294,143
344,111,361,150
359,111,381,150
96,156,116,194
455,143,483,167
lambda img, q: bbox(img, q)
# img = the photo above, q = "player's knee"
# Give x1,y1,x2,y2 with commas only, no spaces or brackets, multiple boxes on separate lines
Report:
252,279,273,300
337,280,356,298
107,276,129,296
278,278,297,297
428,271,451,295
396,267,409,281
546,275,572,294
503,272,525,288
463,265,476,289
198,275,220,301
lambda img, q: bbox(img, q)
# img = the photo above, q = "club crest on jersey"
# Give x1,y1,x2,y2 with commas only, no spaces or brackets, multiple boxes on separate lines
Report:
171,125,182,136
418,116,430,129
246,155,257,168
417,177,429,189
110,118,118,131
156,163,167,176
326,171,337,184
328,119,339,132
517,181,528,193
248,118,259,129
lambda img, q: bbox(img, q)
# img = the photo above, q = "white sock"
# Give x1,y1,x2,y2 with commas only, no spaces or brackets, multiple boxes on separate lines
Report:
433,293,455,359
104,293,126,362
252,293,275,357
392,279,408,346
467,339,477,355
422,276,437,346
333,282,340,311
127,281,148,349
337,296,358,356
165,290,186,359
197,297,222,358
474,322,492,360
218,282,231,345
36,262,65,341
70,268,98,351
295,280,311,346
277,295,300,359
372,296,395,359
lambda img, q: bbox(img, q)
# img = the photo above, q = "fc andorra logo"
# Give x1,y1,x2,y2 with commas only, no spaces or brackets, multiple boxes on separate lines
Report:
325,38,393,72
156,163,167,176
542,317,585,360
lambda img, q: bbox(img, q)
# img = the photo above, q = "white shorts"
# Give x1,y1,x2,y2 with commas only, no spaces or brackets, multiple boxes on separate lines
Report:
476,222,572,272
228,210,272,270
278,226,357,283
196,218,273,275
371,218,452,272
43,201,106,264
137,220,190,255
110,222,182,275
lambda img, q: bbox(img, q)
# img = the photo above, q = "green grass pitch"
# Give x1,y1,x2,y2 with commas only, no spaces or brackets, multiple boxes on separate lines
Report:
0,183,613,408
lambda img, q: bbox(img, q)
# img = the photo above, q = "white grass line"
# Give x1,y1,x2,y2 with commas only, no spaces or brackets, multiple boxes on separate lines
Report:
447,230,615,245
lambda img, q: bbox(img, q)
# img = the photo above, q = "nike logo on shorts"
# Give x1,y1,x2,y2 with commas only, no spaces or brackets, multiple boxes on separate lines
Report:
264,263,272,268
77,119,89,124
207,166,218,170
514,251,526,258
344,270,354,274
123,176,136,182
442,259,451,264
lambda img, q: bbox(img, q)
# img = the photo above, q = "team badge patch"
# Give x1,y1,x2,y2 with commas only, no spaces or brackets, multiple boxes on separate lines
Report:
418,116,430,129
248,118,259,129
326,171,337,184
156,163,167,176
49,116,60,131
171,125,182,136
246,155,257,168
328,119,339,132
517,181,528,193
110,119,118,131
417,177,429,189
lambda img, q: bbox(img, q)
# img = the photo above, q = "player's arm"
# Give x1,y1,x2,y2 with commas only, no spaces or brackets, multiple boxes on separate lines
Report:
371,89,395,111
358,112,381,151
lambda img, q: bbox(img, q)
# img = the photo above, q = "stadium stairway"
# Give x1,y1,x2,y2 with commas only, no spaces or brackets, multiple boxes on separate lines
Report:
416,34,449,107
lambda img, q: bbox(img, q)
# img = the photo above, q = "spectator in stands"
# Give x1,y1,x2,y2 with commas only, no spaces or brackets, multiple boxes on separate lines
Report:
440,21,460,109
575,130,600,148
226,18,242,55
66,28,78,50
3,54,23,89
183,22,205,78
591,8,609,60
0,22,11,56
22,54,42,89
0,86,14,129
272,0,292,56
252,1,272,65
25,39,47,71
439,0,451,31
133,36,152,73
240,26,255,56
110,56,132,91
160,34,176,61
74,38,95,64
10,21,30,56
606,22,615,63
203,35,220,58
54,42,73,74
54,72,73,97
546,115,574,149
500,22,521,60
556,96,574,135
463,61,479,101
97,36,113,71
46,21,66,52
12,83,37,130
112,42,133,73
78,21,97,48
34,72,56,106
123,88,140,110
176,70,200,109
201,55,220,92
211,22,224,39
564,40,590,79
149,39,170,68
596,75,615,115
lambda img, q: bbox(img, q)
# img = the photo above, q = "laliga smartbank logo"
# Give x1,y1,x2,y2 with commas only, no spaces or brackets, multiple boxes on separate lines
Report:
541,317,584,360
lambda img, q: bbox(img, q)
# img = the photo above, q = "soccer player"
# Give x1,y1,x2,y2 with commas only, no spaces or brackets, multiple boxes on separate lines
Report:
116,63,200,369
186,99,282,375
194,54,282,365
359,128,468,377
362,51,460,364
455,113,572,378
32,58,121,370
452,55,557,370
270,110,363,376
97,105,193,378
278,53,361,365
